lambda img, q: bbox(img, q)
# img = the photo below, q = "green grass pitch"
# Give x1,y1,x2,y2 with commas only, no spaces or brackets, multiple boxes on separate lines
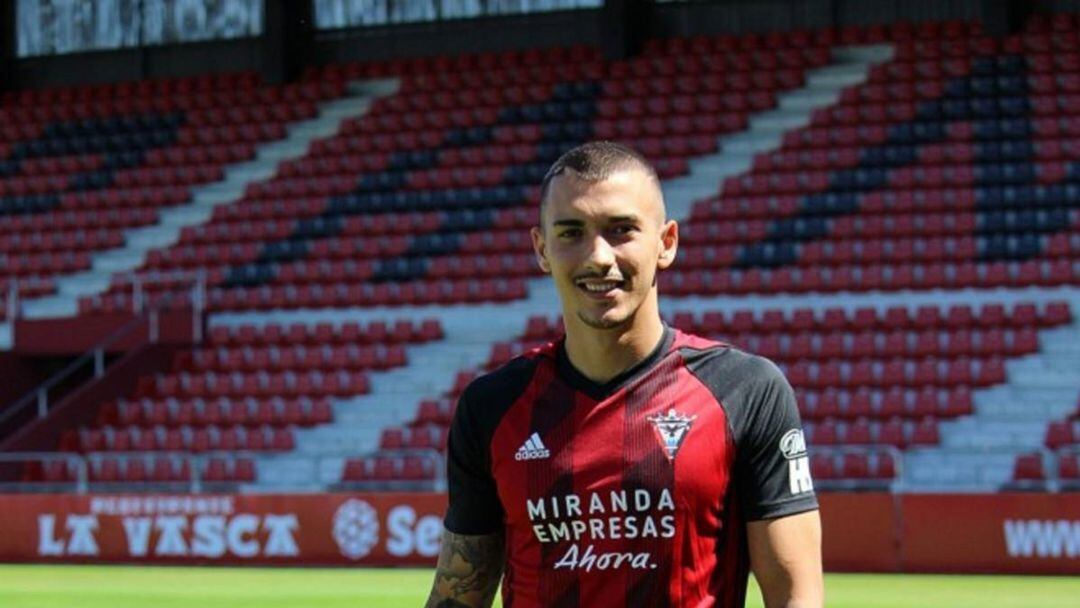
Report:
1,565,1078,607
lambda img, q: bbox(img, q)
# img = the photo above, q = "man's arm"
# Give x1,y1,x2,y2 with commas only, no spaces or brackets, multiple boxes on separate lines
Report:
748,510,824,608
424,530,505,608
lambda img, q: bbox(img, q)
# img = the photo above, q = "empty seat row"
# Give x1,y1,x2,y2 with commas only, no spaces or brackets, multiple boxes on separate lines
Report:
660,261,1080,296
208,318,443,347
797,387,973,421
733,328,1039,361
0,229,123,254
0,207,155,233
379,425,449,452
412,398,456,427
694,188,1080,224
178,344,408,373
810,451,898,480
522,301,1070,341
144,143,256,168
99,397,333,429
806,417,941,448
783,357,1006,389
1012,453,1080,483
19,457,216,484
82,278,530,314
341,455,438,482
134,370,370,400
65,425,295,453
0,80,340,118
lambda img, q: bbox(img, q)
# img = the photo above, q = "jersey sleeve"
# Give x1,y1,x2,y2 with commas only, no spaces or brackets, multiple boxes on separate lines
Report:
732,357,818,521
443,389,506,535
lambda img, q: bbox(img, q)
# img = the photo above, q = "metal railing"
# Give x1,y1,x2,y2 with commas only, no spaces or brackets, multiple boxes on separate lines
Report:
0,449,447,494
0,451,88,493
811,445,905,492
5,278,18,322
0,271,206,435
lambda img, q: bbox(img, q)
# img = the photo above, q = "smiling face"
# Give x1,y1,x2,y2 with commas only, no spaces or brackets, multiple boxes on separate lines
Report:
531,167,678,332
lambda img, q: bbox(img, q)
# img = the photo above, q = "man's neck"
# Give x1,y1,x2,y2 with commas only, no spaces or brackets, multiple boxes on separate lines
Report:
563,313,667,385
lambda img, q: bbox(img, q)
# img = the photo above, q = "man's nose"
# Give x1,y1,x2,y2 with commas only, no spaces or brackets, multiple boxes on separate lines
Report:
585,234,616,270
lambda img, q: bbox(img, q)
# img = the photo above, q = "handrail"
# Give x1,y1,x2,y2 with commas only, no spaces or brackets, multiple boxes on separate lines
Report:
0,449,447,494
0,451,88,493
810,444,905,492
6,278,17,322
0,271,205,433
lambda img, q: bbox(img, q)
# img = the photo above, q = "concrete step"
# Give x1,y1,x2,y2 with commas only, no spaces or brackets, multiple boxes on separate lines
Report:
978,384,1079,407
807,63,875,88
748,108,815,131
904,450,1019,489
290,427,377,454
776,89,841,111
968,402,1076,421
1007,356,1080,379
252,455,321,487
940,419,1049,449
833,45,894,63
1002,367,1080,389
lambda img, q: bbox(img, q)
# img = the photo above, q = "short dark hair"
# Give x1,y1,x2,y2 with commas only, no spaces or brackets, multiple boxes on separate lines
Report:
537,141,661,217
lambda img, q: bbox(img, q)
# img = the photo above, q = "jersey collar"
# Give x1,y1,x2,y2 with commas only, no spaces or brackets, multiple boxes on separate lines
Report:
555,323,675,401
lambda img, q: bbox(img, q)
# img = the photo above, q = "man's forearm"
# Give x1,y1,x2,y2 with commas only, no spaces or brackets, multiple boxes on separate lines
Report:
424,530,505,608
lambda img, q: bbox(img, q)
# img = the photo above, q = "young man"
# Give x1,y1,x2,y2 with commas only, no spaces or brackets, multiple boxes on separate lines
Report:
425,142,823,608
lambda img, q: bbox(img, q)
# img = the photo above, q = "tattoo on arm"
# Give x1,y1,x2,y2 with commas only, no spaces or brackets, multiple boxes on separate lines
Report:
424,530,505,608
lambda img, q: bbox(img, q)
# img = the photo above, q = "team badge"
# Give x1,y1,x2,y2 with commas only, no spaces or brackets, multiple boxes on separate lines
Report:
647,408,697,460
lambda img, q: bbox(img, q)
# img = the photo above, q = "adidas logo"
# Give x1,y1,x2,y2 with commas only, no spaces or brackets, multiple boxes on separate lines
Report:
514,432,550,461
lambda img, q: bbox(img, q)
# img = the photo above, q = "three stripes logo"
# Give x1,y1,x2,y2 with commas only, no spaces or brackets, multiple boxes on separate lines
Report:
514,432,551,461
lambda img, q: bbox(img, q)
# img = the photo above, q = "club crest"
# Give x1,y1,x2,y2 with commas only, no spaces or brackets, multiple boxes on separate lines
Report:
647,408,697,460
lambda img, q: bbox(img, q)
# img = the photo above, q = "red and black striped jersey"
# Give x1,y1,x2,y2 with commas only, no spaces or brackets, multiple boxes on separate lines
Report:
444,325,817,607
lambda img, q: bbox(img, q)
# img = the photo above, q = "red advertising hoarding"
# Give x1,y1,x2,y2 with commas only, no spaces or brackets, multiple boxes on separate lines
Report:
0,493,447,566
900,493,1080,575
0,492,1077,574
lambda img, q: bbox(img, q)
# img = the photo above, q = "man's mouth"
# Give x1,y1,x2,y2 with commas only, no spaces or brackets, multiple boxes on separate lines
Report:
575,278,626,295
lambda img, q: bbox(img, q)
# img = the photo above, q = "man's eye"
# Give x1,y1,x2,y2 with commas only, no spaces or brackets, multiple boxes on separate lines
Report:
559,230,581,239
612,225,636,235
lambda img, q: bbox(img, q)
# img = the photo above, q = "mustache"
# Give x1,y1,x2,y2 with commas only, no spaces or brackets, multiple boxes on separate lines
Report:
573,273,626,282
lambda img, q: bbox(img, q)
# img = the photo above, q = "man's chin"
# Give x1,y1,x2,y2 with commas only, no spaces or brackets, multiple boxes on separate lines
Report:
576,310,631,330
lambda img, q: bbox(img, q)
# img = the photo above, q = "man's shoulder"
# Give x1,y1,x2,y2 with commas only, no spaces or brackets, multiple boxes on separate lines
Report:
459,340,554,408
674,329,788,388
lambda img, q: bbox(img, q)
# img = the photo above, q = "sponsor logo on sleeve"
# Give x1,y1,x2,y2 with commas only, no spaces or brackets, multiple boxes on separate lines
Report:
779,429,813,495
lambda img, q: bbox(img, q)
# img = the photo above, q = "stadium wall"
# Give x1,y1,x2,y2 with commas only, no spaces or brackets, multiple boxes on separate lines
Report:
8,0,1079,90
0,492,1077,574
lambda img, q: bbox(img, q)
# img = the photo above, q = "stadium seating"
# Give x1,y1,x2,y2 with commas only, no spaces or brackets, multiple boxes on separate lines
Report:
45,318,442,486
8,16,1080,495
0,72,345,320
355,300,1072,487
1035,394,1080,488
80,39,831,315
665,18,1080,297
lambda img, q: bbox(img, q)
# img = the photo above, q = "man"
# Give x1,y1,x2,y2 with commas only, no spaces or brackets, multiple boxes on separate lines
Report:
425,141,823,607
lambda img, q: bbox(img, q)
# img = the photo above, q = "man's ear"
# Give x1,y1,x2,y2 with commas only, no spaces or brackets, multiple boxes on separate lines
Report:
657,219,678,270
530,226,551,273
